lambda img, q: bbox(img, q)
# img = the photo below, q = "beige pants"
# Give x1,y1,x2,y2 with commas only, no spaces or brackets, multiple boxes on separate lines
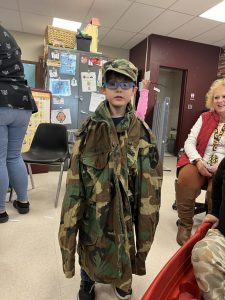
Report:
192,229,225,300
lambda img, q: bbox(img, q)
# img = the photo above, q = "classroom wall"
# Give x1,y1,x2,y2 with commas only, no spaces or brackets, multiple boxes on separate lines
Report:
130,34,220,150
10,30,129,62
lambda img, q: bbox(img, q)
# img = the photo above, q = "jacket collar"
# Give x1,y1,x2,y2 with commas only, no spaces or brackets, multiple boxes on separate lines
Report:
91,100,135,132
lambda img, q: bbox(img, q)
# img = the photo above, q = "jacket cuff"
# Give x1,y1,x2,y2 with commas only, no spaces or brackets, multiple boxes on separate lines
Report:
64,270,75,278
134,256,146,275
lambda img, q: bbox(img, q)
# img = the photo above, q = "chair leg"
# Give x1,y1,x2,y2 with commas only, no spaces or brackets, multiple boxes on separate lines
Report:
27,163,35,189
9,187,13,202
55,162,64,208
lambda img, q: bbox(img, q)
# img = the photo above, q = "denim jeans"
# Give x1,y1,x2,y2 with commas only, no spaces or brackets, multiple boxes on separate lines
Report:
0,107,32,212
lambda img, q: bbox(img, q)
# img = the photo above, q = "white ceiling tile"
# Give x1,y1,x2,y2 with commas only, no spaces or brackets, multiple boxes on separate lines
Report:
101,29,135,47
53,0,93,22
191,23,225,44
0,0,19,10
98,27,111,41
0,8,22,31
114,3,164,32
135,0,177,9
121,33,147,49
18,0,54,16
0,0,224,50
213,38,225,47
168,17,220,40
21,12,52,35
169,0,222,16
84,0,132,27
141,10,193,35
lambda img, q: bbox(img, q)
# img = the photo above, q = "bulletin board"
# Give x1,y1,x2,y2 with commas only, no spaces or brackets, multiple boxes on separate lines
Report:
217,48,225,78
22,89,51,152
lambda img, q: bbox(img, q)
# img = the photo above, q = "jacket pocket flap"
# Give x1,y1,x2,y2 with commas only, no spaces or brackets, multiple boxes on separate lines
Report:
81,152,109,169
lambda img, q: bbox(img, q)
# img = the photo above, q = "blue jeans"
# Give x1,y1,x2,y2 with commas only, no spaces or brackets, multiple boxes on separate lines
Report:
0,108,32,212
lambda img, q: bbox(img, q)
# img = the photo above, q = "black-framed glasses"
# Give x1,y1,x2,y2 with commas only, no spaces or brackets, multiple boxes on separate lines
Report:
103,80,135,90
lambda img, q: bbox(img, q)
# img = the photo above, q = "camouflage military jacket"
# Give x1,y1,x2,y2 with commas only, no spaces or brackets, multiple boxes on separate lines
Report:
59,100,162,287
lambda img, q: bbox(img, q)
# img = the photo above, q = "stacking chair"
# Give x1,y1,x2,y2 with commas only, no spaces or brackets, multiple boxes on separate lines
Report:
141,222,212,300
22,123,70,207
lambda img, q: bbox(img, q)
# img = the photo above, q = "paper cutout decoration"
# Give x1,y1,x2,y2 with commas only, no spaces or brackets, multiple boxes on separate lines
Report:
51,51,60,60
81,54,88,64
53,96,64,105
71,77,77,86
49,69,58,78
47,60,61,67
88,57,102,66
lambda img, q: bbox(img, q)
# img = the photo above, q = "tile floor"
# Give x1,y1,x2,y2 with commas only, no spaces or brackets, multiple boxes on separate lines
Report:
0,156,206,300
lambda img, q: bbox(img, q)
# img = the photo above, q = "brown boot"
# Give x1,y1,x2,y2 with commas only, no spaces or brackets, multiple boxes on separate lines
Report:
175,181,201,246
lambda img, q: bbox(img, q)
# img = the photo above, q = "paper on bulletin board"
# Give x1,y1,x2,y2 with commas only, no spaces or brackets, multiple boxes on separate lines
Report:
49,79,71,96
60,52,76,75
81,72,96,92
89,92,106,112
22,90,51,152
51,108,72,125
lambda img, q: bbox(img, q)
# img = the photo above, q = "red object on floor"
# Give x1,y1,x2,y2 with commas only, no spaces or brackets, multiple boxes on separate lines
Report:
31,164,49,174
141,222,212,300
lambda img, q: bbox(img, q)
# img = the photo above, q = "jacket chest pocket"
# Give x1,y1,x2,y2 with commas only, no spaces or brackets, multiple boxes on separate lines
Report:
127,141,139,169
81,151,111,202
81,151,109,170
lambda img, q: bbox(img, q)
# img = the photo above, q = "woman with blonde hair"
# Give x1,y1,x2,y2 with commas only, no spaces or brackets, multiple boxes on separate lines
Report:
176,78,225,246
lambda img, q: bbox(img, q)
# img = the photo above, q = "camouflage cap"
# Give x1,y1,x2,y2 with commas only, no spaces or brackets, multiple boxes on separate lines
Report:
102,59,138,83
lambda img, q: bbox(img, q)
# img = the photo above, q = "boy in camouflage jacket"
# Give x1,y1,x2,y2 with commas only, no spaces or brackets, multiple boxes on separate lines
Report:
58,59,162,300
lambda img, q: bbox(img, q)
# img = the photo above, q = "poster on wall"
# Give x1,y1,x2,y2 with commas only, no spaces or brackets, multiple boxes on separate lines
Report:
49,78,71,96
217,48,225,78
81,72,97,92
60,52,76,75
22,90,51,152
51,108,72,125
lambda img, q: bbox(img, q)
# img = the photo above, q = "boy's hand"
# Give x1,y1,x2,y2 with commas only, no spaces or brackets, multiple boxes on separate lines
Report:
203,214,219,228
142,79,151,90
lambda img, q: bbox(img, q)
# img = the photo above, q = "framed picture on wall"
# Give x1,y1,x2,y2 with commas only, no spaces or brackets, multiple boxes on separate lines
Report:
22,89,51,152
22,61,38,88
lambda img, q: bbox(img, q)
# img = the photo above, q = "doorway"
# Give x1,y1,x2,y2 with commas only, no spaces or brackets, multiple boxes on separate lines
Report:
157,66,184,156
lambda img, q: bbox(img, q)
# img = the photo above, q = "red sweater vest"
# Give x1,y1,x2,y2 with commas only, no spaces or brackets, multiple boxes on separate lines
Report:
177,111,219,167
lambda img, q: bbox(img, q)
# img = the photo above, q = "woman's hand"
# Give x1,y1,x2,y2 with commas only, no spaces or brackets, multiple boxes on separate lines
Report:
203,214,219,228
196,160,212,177
142,79,151,90
206,163,218,174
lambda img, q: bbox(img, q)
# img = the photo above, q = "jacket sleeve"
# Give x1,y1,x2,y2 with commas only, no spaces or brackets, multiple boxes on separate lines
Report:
134,127,163,275
58,135,86,278
184,115,203,162
136,89,149,121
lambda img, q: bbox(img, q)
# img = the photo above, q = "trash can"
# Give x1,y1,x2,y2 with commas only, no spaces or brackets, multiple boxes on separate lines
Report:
167,138,175,154
76,32,92,52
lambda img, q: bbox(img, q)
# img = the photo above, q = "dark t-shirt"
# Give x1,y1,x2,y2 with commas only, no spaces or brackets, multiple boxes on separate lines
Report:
112,116,124,126
212,157,225,236
0,25,37,113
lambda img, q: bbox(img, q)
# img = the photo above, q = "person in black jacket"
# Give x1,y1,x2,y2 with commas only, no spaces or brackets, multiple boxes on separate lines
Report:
191,157,225,300
0,24,37,223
